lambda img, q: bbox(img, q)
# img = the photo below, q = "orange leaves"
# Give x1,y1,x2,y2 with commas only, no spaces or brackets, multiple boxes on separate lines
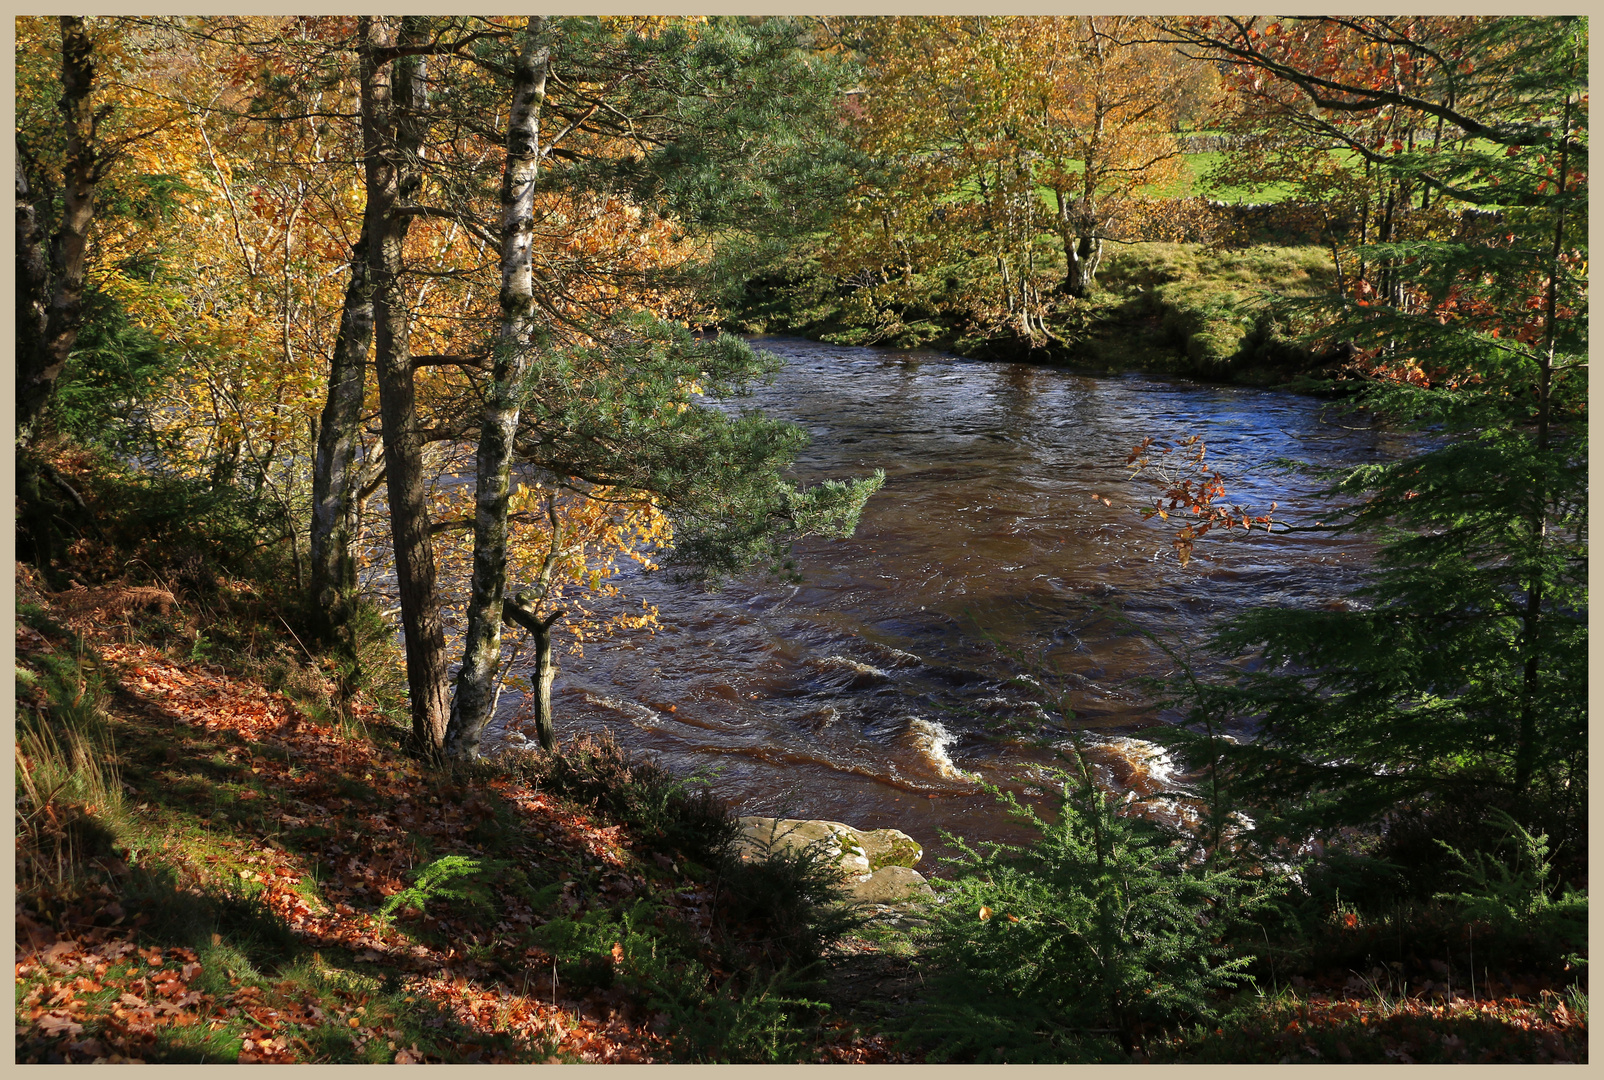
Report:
101,643,307,739
1125,434,1281,566
238,1031,298,1064
16,575,924,1068
17,930,212,1061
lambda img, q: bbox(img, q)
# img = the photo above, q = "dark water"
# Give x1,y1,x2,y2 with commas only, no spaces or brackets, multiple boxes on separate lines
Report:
487,337,1410,863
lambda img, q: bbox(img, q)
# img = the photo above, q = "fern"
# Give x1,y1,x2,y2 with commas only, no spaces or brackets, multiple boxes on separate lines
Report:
1435,810,1588,969
377,855,485,927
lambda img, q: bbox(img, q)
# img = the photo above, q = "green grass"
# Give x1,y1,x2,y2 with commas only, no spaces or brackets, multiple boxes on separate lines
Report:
1019,150,1303,207
1069,241,1337,378
1180,152,1299,203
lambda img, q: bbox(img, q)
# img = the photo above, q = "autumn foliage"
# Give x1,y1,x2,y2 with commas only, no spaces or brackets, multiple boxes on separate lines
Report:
14,14,1587,1066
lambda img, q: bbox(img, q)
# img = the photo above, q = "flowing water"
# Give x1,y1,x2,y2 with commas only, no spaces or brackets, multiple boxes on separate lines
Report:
485,337,1414,864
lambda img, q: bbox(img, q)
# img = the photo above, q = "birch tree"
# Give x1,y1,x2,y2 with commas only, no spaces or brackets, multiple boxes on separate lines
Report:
445,17,551,759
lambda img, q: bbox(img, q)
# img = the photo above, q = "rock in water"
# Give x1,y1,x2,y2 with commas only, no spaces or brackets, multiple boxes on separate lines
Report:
856,827,923,871
845,864,936,906
734,816,933,909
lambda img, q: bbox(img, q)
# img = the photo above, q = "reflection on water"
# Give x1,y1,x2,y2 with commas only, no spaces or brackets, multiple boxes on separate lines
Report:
483,337,1409,865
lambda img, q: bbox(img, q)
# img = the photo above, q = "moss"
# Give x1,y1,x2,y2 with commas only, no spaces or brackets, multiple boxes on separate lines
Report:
1067,242,1336,380
868,836,922,872
860,829,923,871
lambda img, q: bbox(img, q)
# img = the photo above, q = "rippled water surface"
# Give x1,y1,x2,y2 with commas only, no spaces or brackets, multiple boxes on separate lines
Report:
487,338,1413,861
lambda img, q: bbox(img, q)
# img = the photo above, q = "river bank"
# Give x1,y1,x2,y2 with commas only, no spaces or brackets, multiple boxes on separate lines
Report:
729,240,1348,388
17,446,1584,1065
14,558,915,1063
18,560,1584,1064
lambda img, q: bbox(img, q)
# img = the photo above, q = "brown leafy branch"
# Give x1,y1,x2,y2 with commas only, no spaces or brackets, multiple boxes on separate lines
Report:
1110,435,1282,567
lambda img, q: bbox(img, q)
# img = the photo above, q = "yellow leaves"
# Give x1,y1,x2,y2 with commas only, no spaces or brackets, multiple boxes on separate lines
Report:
828,16,1194,343
427,481,670,654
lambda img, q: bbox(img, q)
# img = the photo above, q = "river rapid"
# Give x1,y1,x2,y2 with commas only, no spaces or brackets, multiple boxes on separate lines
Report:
487,337,1413,864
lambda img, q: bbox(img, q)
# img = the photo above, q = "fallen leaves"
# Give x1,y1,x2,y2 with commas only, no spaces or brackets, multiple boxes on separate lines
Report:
1162,979,1590,1065
16,607,915,1065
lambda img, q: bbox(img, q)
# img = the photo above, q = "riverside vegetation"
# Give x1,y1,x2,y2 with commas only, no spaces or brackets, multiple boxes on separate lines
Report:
15,16,1586,1063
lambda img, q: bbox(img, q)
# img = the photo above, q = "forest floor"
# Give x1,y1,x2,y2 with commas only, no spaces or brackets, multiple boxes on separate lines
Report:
14,563,1586,1064
13,566,910,1064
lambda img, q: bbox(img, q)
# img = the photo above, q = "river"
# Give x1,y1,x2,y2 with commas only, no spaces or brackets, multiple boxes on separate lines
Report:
486,336,1414,865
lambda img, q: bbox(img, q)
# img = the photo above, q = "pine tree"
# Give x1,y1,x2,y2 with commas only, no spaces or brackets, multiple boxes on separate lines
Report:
1159,17,1587,871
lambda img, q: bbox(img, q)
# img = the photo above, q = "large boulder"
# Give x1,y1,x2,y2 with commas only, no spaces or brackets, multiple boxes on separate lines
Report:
734,816,933,910
735,816,922,873
844,864,935,906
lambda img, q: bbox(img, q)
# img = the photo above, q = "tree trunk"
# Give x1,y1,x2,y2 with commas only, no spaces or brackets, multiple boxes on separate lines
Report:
1054,188,1100,298
361,15,451,754
446,18,552,760
1512,91,1573,797
530,614,560,752
16,158,52,428
308,225,374,644
1066,231,1102,298
501,597,565,753
17,16,101,447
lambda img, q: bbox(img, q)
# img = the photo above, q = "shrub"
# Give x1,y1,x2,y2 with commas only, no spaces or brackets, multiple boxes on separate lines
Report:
711,840,864,972
508,733,860,971
533,898,829,1062
901,768,1273,1062
90,468,292,592
1435,810,1588,974
502,732,738,866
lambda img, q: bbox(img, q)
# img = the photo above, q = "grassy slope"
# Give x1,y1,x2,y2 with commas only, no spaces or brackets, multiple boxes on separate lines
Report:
1062,241,1337,380
13,556,907,1064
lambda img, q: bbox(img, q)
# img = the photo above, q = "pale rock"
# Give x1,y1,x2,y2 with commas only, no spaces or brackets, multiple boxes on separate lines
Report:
734,816,932,910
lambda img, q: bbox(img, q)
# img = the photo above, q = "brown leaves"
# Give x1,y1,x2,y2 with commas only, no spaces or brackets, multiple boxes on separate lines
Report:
15,601,916,1067
238,1030,297,1064
1125,434,1282,566
16,925,218,1061
37,1012,85,1037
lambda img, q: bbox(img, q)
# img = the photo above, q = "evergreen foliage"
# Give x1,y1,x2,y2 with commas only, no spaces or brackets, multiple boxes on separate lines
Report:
902,765,1270,1062
1157,15,1587,874
512,313,884,583
1435,810,1588,970
376,855,486,928
54,289,181,453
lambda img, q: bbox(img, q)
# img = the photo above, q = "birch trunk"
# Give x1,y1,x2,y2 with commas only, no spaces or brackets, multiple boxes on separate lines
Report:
446,18,551,759
501,597,565,753
362,15,452,754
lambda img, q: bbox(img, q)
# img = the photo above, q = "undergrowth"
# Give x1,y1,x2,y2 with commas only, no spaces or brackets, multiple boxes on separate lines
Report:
898,766,1271,1063
14,469,869,1063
